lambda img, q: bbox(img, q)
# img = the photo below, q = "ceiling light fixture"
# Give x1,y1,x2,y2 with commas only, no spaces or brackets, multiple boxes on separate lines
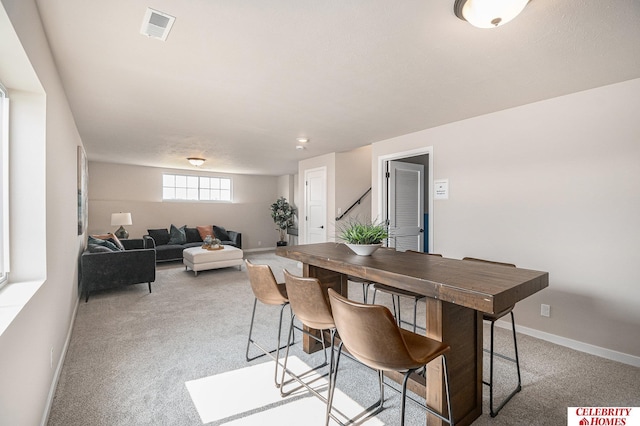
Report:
296,138,309,143
454,0,529,28
295,145,304,150
187,157,206,166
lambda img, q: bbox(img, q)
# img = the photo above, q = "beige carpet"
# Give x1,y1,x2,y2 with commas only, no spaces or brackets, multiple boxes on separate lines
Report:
48,251,640,425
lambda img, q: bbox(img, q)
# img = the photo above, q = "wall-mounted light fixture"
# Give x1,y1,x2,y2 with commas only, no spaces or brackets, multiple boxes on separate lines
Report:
454,0,529,28
187,157,206,166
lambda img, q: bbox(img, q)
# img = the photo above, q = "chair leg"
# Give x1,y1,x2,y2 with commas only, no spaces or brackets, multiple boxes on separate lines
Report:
326,342,385,426
485,312,522,417
245,298,290,388
279,317,330,397
148,282,152,293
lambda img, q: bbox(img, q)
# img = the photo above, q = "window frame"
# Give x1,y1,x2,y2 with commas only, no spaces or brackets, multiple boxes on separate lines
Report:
162,173,232,202
0,82,9,288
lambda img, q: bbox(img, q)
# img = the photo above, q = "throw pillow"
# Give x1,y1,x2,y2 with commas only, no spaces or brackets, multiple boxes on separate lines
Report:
147,228,170,246
88,236,120,251
196,225,214,241
91,233,125,250
87,244,113,253
168,224,187,244
185,227,202,243
212,225,231,242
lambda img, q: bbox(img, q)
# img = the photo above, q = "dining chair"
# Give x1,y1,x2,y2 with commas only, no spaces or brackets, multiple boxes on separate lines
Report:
462,256,521,417
371,252,442,332
244,259,291,388
327,288,454,426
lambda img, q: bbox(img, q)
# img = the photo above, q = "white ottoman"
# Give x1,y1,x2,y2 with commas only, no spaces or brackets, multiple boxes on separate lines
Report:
183,245,244,276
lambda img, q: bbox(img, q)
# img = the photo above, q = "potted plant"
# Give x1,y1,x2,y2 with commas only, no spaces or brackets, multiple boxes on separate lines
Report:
270,197,295,246
337,217,388,256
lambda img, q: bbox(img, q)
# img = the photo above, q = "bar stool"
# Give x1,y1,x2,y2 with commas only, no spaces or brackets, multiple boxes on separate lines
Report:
347,275,375,303
462,257,521,417
327,289,454,426
371,252,442,332
279,271,349,425
244,259,291,388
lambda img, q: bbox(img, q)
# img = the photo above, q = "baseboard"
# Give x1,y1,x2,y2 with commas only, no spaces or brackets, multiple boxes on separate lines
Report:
242,247,276,253
40,295,80,426
494,319,640,368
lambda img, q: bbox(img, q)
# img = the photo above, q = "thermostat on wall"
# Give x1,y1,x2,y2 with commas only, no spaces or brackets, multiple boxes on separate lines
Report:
434,179,449,200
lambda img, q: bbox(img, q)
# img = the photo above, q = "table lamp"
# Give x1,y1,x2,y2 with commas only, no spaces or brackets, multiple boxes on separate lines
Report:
111,212,132,239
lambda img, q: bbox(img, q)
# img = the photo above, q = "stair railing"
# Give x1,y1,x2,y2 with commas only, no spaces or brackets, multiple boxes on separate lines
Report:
335,187,372,221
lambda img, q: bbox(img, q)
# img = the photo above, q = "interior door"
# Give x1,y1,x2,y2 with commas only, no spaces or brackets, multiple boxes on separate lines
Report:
304,167,327,244
386,161,424,251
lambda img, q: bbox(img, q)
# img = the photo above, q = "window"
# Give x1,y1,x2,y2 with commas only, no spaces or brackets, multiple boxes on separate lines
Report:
162,174,232,202
0,82,9,288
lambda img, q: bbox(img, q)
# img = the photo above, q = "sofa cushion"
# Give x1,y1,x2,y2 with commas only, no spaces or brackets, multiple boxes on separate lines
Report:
197,225,214,241
91,233,125,250
168,224,187,244
185,227,202,243
212,225,231,242
148,228,170,246
88,236,121,251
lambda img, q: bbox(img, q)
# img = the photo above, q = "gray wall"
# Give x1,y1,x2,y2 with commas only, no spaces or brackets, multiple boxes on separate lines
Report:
372,78,640,362
88,162,282,250
0,0,83,424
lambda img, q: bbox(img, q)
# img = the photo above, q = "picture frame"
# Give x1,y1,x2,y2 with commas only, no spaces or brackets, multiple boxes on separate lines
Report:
77,145,88,235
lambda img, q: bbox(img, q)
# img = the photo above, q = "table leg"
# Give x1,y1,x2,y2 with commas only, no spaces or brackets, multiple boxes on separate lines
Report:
424,298,483,426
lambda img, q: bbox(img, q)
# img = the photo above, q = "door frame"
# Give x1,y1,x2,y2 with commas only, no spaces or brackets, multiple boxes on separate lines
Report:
303,166,327,244
377,146,434,252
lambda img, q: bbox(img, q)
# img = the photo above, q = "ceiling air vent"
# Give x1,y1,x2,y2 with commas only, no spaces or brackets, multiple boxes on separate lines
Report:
140,8,175,41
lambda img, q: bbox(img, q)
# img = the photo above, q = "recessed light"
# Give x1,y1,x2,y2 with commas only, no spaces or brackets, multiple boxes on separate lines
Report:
296,138,309,143
295,145,304,150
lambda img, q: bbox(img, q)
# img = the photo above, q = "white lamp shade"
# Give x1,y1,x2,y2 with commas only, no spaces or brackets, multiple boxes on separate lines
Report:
111,212,132,226
457,0,529,28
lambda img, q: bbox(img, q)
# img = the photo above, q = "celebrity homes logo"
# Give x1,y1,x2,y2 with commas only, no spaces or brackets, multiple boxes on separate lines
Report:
568,407,639,425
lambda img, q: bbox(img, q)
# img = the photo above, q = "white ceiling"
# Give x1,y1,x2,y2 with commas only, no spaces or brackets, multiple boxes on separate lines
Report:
35,0,640,176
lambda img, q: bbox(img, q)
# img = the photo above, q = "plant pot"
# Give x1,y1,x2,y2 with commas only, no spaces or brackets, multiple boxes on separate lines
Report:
276,241,288,247
345,243,382,256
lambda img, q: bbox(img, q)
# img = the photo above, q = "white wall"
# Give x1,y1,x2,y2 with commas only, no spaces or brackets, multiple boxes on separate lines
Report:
335,145,372,224
298,148,373,244
88,162,281,249
372,78,640,360
0,0,84,424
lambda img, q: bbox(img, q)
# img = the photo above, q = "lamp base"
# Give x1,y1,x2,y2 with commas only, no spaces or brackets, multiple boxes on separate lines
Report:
114,226,129,240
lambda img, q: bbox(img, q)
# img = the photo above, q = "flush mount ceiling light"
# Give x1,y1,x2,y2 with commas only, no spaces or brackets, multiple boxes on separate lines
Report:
296,138,309,143
187,157,205,166
454,0,529,28
140,7,176,41
295,145,305,151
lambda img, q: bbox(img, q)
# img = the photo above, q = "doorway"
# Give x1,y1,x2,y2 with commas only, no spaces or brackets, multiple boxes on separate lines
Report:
379,147,433,252
304,166,327,244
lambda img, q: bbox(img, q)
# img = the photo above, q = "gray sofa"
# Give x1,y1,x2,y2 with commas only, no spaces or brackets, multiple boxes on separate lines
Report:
80,237,156,302
145,225,241,262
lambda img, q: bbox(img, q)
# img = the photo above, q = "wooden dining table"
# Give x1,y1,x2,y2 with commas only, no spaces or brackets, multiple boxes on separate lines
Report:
276,242,549,426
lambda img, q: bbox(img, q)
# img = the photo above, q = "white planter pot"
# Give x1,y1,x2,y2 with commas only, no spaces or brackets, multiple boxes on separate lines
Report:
345,243,382,256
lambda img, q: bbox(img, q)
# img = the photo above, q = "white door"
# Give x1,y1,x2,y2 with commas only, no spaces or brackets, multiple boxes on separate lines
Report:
304,167,327,244
386,161,424,252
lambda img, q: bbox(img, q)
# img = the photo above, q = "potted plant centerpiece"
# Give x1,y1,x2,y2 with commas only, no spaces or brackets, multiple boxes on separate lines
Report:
337,217,388,256
270,197,295,246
